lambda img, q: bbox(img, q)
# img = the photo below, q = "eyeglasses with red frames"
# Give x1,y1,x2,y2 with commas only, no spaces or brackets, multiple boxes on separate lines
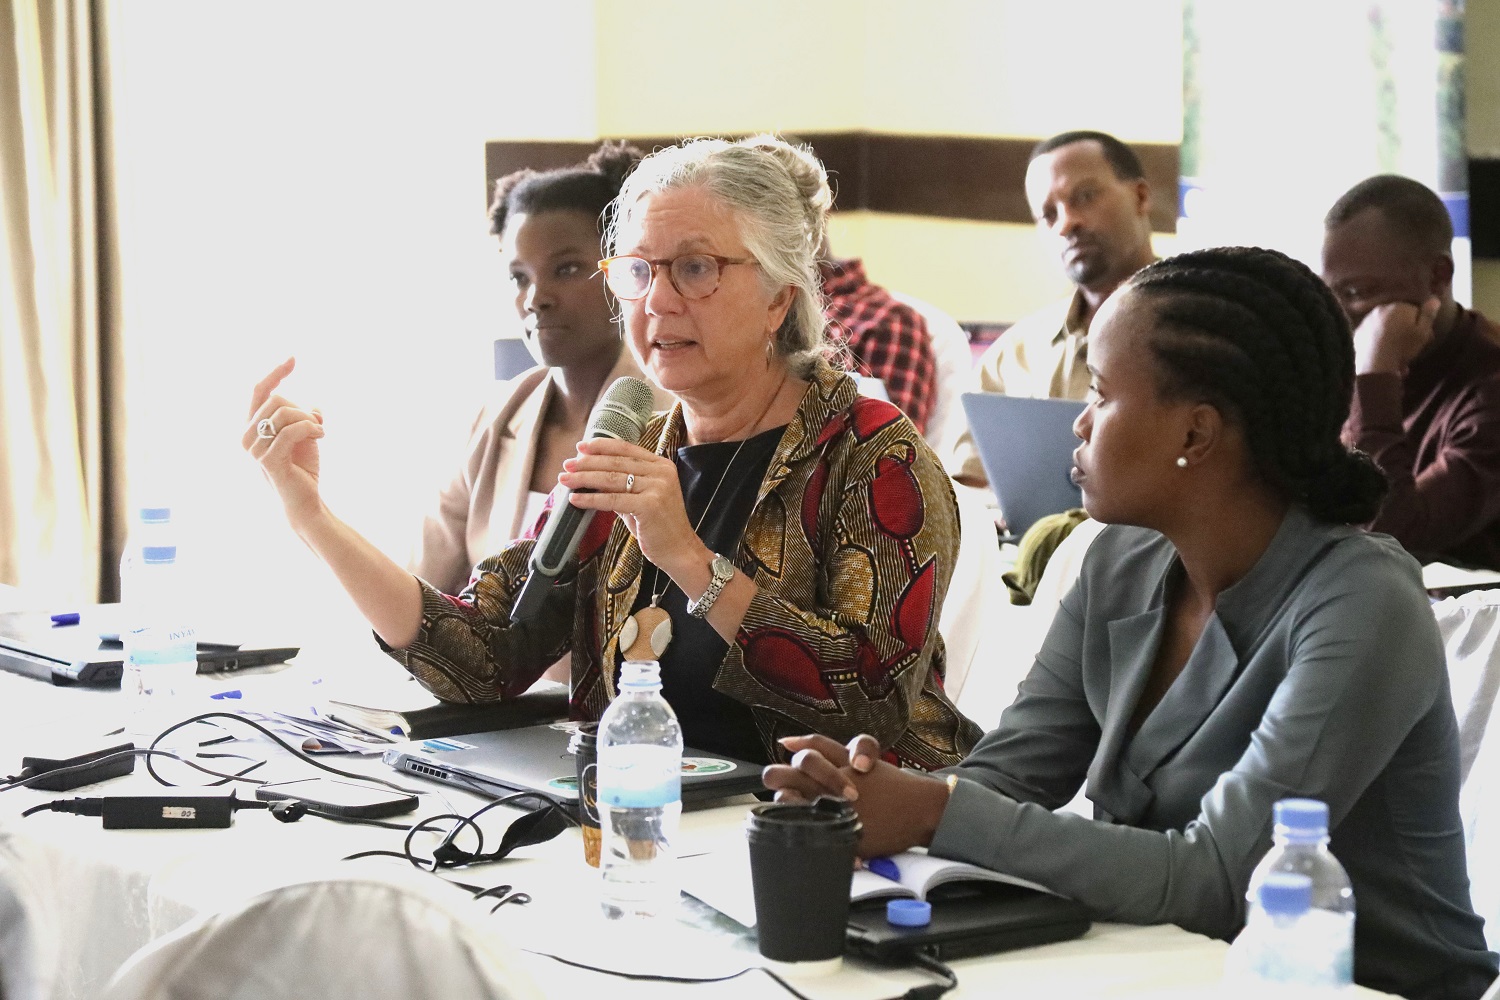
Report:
597,254,758,301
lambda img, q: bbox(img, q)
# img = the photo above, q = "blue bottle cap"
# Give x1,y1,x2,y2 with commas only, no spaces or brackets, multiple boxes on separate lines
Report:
886,899,932,927
141,545,177,564
1257,872,1313,917
138,507,172,523
1273,798,1329,838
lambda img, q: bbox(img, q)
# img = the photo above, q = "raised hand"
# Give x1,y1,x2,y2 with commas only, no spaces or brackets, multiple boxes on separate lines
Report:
1353,298,1440,376
242,357,327,527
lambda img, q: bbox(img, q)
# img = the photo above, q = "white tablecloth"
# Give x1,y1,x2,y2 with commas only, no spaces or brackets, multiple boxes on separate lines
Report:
0,637,1393,999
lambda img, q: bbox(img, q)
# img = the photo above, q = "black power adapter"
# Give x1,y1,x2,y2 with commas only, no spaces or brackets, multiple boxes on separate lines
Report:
18,741,136,791
38,790,245,828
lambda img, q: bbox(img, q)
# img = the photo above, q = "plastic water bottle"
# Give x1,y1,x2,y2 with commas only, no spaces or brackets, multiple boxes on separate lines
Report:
1225,872,1352,995
120,507,197,706
595,660,682,920
1235,798,1355,990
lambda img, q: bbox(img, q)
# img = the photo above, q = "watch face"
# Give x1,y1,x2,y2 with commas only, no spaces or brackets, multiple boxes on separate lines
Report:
712,555,734,578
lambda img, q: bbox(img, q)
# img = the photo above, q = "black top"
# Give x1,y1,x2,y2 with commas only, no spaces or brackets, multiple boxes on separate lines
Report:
622,425,786,765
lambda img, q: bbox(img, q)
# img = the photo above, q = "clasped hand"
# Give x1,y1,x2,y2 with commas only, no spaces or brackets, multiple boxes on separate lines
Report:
560,438,707,577
761,734,954,858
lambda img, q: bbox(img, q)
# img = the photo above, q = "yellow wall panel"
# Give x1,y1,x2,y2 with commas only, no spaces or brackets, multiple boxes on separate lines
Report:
594,0,864,136
593,0,1181,142
860,0,1183,141
831,212,1182,325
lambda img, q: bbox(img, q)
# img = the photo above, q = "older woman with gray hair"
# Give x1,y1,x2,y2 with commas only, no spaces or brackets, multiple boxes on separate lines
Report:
244,135,980,768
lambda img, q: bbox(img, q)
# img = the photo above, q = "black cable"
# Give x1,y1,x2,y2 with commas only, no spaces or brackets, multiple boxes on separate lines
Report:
0,748,266,793
144,712,423,796
342,791,575,872
907,953,959,999
531,954,956,998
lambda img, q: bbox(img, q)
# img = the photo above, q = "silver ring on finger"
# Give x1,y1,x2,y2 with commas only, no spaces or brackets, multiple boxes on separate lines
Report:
624,472,636,494
256,417,277,440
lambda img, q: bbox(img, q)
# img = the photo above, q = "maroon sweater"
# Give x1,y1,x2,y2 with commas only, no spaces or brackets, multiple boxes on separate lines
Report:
1345,307,1500,569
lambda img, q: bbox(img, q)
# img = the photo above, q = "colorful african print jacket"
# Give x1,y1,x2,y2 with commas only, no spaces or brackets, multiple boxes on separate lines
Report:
387,363,982,769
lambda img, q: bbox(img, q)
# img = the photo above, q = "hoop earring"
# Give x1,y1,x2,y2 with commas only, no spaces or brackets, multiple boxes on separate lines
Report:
1175,457,1188,468
766,338,774,370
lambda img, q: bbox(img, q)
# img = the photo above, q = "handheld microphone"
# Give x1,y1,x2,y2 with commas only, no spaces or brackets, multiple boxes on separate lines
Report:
510,376,656,623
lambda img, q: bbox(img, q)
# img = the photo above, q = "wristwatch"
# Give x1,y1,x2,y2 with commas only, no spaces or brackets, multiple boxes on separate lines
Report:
687,554,735,619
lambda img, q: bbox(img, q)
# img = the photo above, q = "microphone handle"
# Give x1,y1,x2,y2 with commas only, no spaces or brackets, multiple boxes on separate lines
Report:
511,491,597,623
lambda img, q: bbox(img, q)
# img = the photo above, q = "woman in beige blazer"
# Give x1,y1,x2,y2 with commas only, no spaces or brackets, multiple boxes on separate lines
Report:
409,144,670,594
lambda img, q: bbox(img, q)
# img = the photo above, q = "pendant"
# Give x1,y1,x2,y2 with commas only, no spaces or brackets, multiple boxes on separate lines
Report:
619,603,673,661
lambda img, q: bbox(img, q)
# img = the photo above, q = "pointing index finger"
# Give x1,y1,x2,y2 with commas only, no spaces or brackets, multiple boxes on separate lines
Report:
249,357,296,420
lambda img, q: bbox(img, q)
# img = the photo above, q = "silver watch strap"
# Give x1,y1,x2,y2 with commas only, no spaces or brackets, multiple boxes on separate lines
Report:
687,555,734,619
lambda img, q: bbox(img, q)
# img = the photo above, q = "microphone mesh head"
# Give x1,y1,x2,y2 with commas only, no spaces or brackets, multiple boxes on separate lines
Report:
589,377,656,442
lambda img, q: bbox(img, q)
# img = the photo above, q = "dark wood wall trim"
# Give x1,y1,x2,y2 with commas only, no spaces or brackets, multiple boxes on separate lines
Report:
1473,158,1499,260
485,133,1180,233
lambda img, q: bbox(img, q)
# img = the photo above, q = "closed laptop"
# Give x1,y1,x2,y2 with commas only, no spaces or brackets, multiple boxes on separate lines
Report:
0,607,298,686
383,722,765,804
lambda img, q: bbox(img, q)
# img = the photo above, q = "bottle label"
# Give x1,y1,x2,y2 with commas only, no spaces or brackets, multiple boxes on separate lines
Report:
597,744,681,808
125,625,197,666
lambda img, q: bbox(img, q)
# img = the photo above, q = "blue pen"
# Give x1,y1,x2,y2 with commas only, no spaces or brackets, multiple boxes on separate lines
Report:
50,612,81,627
866,856,901,882
209,690,243,700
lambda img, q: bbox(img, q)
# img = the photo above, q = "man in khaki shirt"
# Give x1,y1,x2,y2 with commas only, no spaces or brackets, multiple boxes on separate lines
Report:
949,131,1157,490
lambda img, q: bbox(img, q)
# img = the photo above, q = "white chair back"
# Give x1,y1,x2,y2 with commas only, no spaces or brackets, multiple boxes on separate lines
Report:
0,839,44,1000
893,292,971,452
939,485,1002,704
102,873,543,1000
1437,589,1500,951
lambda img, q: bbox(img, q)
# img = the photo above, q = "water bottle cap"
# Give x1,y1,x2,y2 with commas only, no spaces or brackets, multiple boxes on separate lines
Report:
138,507,172,523
1273,798,1329,838
1257,872,1313,916
619,659,662,689
886,899,932,927
142,545,177,564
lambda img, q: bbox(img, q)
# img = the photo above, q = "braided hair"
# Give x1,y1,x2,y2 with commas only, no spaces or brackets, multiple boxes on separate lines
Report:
487,141,642,238
1127,247,1387,524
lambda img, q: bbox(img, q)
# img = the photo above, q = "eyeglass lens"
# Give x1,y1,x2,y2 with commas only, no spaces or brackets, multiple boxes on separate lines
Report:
607,255,724,300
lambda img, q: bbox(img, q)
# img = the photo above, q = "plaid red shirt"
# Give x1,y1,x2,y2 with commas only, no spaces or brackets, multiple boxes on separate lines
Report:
820,258,937,433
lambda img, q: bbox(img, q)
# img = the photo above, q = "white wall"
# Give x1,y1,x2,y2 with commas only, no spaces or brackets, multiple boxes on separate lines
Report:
110,0,598,629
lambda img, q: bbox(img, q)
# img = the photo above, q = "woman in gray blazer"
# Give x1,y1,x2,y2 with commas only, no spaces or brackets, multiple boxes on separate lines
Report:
765,247,1497,1000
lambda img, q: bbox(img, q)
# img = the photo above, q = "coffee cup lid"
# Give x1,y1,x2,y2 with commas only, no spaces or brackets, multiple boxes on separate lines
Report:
746,796,862,842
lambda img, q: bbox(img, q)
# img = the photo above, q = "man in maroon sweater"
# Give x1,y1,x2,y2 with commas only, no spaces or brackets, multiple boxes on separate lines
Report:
1322,174,1500,570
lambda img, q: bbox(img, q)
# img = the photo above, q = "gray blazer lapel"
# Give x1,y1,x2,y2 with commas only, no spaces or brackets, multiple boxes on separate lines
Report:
1088,608,1162,822
1127,616,1240,779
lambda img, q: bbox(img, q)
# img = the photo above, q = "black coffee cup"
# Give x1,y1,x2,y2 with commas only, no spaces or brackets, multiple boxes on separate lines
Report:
569,723,601,867
745,797,862,964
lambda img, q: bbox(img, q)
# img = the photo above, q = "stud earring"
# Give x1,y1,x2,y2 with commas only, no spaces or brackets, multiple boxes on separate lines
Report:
1175,457,1188,468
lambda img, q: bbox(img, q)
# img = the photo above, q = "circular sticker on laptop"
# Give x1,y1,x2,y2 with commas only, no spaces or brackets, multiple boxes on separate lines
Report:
681,757,735,775
547,775,579,792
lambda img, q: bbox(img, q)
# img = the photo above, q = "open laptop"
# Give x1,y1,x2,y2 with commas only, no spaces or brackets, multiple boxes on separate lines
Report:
383,722,766,804
960,393,1086,538
0,607,299,686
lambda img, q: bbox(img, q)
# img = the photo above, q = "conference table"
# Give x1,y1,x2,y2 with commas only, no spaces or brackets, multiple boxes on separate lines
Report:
0,613,1391,999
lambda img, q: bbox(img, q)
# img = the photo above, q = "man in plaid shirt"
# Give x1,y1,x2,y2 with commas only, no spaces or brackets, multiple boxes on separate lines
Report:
820,257,938,434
